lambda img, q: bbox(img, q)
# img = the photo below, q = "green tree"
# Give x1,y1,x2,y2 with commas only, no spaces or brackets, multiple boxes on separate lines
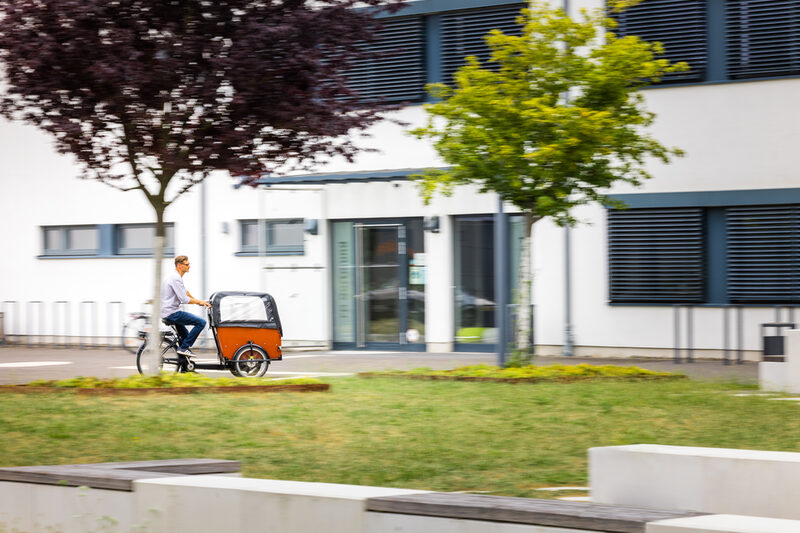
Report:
410,1,685,359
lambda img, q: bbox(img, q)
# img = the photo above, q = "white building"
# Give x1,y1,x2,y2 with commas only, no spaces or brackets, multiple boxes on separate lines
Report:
1,0,798,361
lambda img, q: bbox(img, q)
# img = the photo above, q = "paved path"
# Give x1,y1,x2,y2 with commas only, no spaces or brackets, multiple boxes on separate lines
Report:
0,345,758,385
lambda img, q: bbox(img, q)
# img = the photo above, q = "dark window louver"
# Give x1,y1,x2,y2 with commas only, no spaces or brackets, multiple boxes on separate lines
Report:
726,205,800,303
607,208,705,304
342,16,426,102
727,0,800,79
440,4,525,85
608,0,707,83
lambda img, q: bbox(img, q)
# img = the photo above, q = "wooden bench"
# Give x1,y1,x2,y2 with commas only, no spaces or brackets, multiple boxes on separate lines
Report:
0,458,239,491
367,492,703,533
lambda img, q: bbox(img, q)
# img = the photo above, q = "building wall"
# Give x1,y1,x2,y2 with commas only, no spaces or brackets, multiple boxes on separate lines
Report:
2,0,799,357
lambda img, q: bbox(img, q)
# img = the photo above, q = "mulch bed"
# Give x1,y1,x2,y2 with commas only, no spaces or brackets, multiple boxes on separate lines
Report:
0,383,330,395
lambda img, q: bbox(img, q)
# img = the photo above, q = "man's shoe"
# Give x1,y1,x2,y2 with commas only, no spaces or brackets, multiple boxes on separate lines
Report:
176,348,196,358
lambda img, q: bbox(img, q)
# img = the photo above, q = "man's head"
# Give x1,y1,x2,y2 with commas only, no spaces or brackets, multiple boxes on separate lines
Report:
175,255,190,276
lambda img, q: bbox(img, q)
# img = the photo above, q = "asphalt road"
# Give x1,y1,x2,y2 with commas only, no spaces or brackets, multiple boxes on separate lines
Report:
0,345,758,385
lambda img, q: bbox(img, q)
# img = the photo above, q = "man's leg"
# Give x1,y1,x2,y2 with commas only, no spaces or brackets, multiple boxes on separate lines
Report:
167,311,207,351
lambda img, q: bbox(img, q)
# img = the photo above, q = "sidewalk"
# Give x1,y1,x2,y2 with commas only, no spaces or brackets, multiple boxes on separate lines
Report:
0,345,759,384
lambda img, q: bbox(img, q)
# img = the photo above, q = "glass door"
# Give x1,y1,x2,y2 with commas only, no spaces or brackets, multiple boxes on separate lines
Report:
332,220,425,350
356,224,402,346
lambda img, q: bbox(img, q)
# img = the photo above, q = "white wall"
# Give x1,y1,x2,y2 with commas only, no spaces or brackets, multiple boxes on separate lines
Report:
3,2,800,354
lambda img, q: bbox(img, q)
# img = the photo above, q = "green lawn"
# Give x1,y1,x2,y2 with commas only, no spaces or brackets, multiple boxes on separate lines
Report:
2,376,799,498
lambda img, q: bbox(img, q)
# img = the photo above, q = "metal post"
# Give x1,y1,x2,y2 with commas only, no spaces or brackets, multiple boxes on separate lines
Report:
674,305,680,363
494,196,509,366
737,305,744,364
200,180,209,349
723,305,730,365
564,224,574,356
687,306,694,363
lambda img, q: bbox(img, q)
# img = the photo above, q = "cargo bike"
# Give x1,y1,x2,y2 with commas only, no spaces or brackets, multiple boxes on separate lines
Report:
136,291,283,377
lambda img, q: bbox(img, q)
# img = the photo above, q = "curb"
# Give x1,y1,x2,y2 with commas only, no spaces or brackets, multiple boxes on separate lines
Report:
0,383,330,395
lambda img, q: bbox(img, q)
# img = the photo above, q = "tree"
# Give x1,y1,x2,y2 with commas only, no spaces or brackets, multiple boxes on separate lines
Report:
410,1,685,361
0,0,401,372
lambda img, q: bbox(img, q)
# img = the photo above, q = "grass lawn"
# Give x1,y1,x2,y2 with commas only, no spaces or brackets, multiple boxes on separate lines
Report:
2,376,799,498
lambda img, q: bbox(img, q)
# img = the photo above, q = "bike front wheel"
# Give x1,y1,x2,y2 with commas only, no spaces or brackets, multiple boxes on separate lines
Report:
135,336,184,375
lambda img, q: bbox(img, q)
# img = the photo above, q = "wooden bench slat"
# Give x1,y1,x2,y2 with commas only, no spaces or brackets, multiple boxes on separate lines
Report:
0,458,240,491
367,493,704,533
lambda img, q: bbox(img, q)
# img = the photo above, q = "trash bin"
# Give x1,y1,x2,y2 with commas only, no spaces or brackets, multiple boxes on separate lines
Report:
761,322,795,362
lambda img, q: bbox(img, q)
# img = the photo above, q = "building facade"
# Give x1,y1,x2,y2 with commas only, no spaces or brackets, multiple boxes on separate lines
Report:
1,0,799,359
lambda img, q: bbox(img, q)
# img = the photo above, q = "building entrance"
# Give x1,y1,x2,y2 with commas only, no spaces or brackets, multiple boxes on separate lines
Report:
332,219,425,350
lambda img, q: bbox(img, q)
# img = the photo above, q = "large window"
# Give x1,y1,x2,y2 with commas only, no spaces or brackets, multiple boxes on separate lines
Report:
240,219,305,255
609,0,707,83
727,0,800,79
115,223,174,256
41,223,175,258
42,225,100,256
607,208,705,303
609,0,800,84
607,201,800,305
337,2,525,103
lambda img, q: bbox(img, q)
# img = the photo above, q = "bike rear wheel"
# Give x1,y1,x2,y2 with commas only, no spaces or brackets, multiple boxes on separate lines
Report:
231,345,270,378
135,335,185,375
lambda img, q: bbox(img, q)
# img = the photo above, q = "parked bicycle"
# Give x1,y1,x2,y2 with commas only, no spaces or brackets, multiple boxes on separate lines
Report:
121,302,151,353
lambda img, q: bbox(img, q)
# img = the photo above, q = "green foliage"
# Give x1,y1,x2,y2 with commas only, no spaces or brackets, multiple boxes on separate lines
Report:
362,364,686,382
25,373,322,389
410,1,685,224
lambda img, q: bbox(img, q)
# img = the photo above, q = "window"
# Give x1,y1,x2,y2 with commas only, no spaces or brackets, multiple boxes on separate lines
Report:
727,0,800,79
41,225,100,256
607,201,800,305
608,0,707,83
116,223,174,256
240,219,304,255
40,223,174,258
607,208,705,304
342,16,426,102
330,2,525,103
440,4,526,85
726,206,800,303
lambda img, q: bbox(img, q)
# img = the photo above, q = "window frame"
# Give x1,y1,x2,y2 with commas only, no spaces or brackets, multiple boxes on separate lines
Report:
239,219,305,256
41,225,100,257
115,223,175,257
607,189,800,306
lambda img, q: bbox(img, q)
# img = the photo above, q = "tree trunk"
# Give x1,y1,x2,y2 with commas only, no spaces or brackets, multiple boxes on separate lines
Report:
515,212,536,356
141,204,167,375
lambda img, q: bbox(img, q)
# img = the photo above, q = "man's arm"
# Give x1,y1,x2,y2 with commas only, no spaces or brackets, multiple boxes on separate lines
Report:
186,291,211,308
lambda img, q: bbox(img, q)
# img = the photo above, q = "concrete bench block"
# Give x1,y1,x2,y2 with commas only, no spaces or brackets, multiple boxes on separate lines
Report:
134,475,428,533
646,514,800,533
366,511,594,533
590,444,800,520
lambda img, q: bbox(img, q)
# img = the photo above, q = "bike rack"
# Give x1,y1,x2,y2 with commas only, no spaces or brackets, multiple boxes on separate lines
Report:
107,301,125,347
1,301,19,345
79,301,98,349
53,301,71,348
26,301,46,348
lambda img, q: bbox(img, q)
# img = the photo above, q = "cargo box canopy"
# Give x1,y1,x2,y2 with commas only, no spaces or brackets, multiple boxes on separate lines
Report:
209,292,283,335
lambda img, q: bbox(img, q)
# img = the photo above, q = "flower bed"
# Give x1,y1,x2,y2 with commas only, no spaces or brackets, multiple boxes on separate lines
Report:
359,364,686,383
0,373,329,394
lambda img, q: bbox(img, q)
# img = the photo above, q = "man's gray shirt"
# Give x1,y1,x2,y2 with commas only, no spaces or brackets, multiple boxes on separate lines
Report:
161,270,190,318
